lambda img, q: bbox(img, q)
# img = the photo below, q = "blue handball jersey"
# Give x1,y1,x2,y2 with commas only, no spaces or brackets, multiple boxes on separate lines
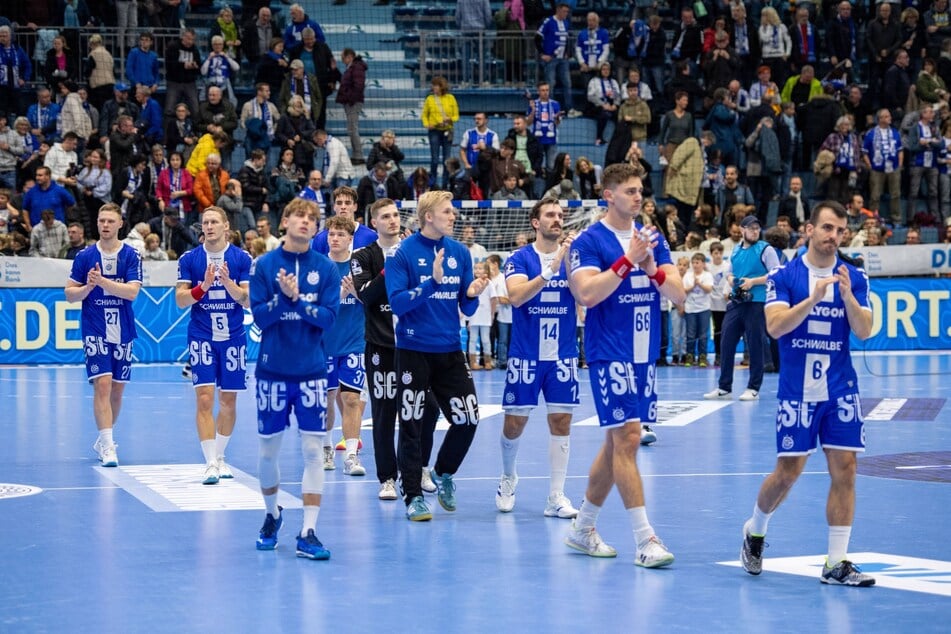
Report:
177,244,252,341
69,243,143,343
766,255,871,402
504,244,577,360
570,220,672,364
323,259,365,356
311,224,378,255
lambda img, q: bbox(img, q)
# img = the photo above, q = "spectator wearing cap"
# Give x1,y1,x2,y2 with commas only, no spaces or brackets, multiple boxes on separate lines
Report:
279,58,323,126
704,214,780,403
126,32,160,95
98,83,140,146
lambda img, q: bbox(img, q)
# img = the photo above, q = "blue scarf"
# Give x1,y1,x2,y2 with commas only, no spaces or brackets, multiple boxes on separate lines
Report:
0,45,21,87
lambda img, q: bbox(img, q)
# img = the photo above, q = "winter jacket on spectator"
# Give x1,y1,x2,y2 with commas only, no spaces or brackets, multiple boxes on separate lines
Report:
194,167,230,211
237,159,269,210
336,56,367,106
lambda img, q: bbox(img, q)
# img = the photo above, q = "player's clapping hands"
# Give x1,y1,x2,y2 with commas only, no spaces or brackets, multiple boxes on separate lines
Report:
277,268,300,302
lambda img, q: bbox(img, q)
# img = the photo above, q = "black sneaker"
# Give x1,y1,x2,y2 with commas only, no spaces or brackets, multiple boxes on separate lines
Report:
820,560,875,587
740,521,765,575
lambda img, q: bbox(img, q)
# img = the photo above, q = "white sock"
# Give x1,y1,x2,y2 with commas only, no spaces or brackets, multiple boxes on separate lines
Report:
500,434,519,477
323,433,333,449
827,525,852,566
575,498,601,529
548,434,570,495
345,438,359,457
98,428,114,447
200,439,217,465
263,493,279,518
749,503,772,536
628,506,654,546
215,433,231,460
302,505,320,535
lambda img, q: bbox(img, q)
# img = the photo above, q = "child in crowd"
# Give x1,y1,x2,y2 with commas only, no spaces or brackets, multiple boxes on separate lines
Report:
707,241,730,366
669,256,689,365
682,252,714,367
142,232,169,261
468,261,495,370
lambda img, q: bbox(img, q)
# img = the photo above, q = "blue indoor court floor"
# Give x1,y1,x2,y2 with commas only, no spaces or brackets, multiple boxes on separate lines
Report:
1,352,950,632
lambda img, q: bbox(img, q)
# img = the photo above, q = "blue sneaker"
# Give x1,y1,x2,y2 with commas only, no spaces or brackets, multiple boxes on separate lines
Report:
255,506,283,550
430,469,456,512
296,529,331,560
406,495,432,521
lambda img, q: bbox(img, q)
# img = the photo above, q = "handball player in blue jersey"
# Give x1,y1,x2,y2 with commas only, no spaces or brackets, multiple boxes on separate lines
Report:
740,200,875,587
566,163,676,568
321,215,369,477
250,197,341,560
385,190,489,521
310,185,377,255
495,197,581,518
175,206,252,485
65,203,143,468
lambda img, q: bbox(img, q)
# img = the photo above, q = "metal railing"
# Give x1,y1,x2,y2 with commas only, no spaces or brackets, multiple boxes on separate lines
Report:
415,31,537,88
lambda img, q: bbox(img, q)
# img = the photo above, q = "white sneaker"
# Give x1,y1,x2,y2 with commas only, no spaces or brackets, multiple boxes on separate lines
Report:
704,388,732,400
323,446,335,471
202,462,220,485
544,492,579,519
378,478,398,500
739,389,759,401
420,467,437,493
217,457,234,479
567,108,584,118
343,453,366,476
93,439,119,467
495,474,518,513
640,425,658,446
565,521,617,557
635,535,675,568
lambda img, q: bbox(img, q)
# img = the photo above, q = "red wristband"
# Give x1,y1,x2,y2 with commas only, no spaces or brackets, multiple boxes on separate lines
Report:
649,269,666,286
191,285,206,301
610,256,635,279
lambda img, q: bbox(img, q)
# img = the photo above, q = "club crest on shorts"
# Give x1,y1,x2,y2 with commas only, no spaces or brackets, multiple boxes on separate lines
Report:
371,352,380,366
782,435,795,451
613,408,626,422
307,270,320,285
446,256,457,270
505,392,515,404
401,371,413,385
90,364,99,374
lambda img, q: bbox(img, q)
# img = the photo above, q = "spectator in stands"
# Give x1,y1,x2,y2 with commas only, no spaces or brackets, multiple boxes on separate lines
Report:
671,5,704,75
576,11,611,85
43,35,75,93
125,33,159,96
901,8,928,78
244,7,280,69
196,86,238,163
133,84,163,147
357,162,401,218
30,209,69,257
778,175,808,230
781,64,823,108
845,193,872,233
237,148,269,220
487,138,526,195
587,62,620,146
461,223,487,262
255,217,280,251
404,167,431,202
445,157,473,201
727,3,758,88
0,116,23,190
884,48,914,120
217,179,253,234
280,60,322,127
925,0,951,59
574,156,601,199
202,36,241,107
276,95,316,173
491,172,527,201
24,165,74,225
256,38,290,99
827,1,858,82
819,115,863,204
194,153,229,213
798,82,840,169
658,91,695,166
759,8,792,89
703,30,740,96
544,151,572,193
715,165,754,229
616,82,651,145
288,27,339,131
459,111,500,194
284,4,325,51
81,35,114,113
156,151,194,222
337,48,367,165
916,57,949,106
421,76,458,188
142,232,168,260
61,221,90,259
240,83,281,169
115,153,151,226
165,29,202,121
269,148,304,221
506,114,542,196
0,26,32,122
313,129,354,189
209,6,242,63
98,84,138,147
789,6,820,78
749,64,780,107
145,144,167,201
28,87,60,144
45,131,80,191
536,3,578,117
905,227,922,244
165,103,195,157
186,129,229,178
150,207,197,258
944,223,951,243
908,103,941,224
366,130,405,183
527,80,563,173
707,88,742,167
297,169,327,218
841,85,874,133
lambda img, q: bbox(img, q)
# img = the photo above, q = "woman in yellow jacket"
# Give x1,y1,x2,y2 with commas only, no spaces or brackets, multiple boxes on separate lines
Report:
421,76,459,187
186,130,230,177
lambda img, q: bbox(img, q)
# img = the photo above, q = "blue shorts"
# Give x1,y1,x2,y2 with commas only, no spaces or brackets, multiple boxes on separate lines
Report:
502,357,579,413
588,360,640,428
256,377,329,436
327,353,365,393
634,362,658,424
84,337,133,383
189,337,247,391
775,392,865,455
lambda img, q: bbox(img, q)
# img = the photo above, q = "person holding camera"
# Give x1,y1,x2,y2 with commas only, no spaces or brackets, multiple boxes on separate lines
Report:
704,215,780,402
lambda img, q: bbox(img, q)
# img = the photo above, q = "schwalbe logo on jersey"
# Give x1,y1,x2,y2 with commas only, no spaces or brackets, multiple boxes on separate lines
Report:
306,271,320,285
